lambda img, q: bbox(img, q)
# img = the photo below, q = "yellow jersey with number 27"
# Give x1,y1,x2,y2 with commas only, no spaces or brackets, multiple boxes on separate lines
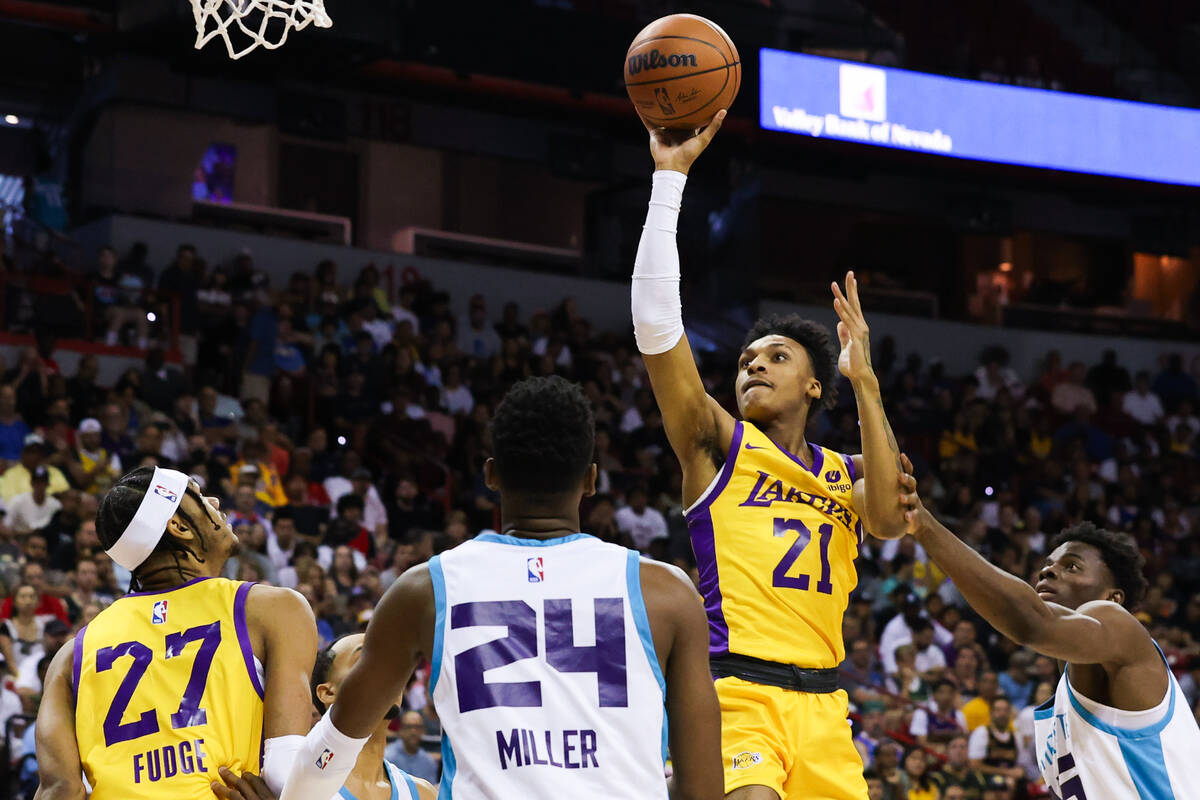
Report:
685,421,863,669
73,576,265,800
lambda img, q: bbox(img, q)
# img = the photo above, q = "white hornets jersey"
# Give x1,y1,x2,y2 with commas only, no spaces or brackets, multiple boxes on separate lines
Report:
428,532,669,800
1033,648,1200,800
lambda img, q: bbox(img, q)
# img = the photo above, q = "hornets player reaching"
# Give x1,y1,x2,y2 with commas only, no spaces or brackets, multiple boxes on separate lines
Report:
897,466,1200,799
33,466,318,800
632,111,908,800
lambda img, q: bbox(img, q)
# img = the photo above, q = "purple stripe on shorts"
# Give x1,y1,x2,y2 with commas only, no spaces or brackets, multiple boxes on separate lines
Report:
234,582,265,699
687,509,730,656
685,422,744,522
72,624,87,707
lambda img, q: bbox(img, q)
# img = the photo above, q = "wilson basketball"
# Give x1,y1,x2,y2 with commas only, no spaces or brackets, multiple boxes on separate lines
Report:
624,14,740,130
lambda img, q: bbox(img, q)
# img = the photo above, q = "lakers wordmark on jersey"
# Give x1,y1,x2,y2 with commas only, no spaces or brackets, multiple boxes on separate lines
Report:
73,576,265,800
685,420,863,669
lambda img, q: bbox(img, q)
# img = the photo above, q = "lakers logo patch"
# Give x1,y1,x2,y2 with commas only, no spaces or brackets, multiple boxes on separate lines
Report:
732,751,762,770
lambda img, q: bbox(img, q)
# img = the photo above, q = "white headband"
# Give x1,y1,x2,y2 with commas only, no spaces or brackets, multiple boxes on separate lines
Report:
105,467,191,572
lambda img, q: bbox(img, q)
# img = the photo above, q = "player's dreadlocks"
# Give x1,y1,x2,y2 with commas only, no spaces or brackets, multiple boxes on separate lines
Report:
491,375,594,493
96,466,213,592
1049,521,1148,610
742,313,839,416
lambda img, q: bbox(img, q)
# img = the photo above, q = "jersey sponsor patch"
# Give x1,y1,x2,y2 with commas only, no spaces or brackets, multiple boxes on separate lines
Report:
151,600,168,624
527,556,544,583
731,751,762,770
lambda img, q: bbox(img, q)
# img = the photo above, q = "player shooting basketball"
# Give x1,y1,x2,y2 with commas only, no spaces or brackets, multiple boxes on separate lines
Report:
631,110,909,800
896,460,1200,798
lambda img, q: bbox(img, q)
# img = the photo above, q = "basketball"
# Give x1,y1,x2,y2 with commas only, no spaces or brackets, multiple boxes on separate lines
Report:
624,13,741,130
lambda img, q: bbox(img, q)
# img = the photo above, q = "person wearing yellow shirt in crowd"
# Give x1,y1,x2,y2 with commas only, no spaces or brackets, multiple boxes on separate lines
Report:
69,418,122,496
903,747,942,800
961,670,1005,733
230,441,286,508
0,435,69,502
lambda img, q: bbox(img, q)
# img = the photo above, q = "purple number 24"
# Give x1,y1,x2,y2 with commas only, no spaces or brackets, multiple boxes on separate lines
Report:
771,518,834,594
98,622,222,747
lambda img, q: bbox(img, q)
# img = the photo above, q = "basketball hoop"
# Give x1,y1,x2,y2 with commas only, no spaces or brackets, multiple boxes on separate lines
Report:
191,0,332,60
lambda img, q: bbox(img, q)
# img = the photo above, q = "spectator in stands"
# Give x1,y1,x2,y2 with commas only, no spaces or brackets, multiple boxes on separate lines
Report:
873,740,907,797
615,484,668,554
0,434,69,501
933,734,987,799
1153,353,1198,412
902,748,940,800
996,650,1035,710
99,402,137,467
231,440,287,508
13,616,69,708
440,363,474,415
911,678,967,749
69,417,121,496
1050,362,1097,416
241,299,278,403
961,670,1000,732
1122,370,1164,426
66,354,106,423
64,558,111,624
141,347,188,413
967,695,1023,785
1015,680,1053,780
4,466,60,534
974,347,1022,401
90,246,150,349
458,294,500,358
0,384,30,465
384,710,440,785
224,521,277,585
2,583,55,666
157,243,202,351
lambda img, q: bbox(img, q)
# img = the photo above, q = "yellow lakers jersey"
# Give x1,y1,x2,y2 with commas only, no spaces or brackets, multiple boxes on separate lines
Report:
73,577,265,800
685,421,862,668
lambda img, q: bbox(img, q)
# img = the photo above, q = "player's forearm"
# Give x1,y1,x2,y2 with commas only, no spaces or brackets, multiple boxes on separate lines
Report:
913,512,1053,646
631,171,686,356
278,711,369,800
851,375,906,539
33,777,87,800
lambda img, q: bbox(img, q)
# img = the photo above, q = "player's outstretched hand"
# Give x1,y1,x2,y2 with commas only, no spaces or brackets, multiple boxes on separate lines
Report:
897,453,929,535
645,109,727,175
212,767,277,800
832,271,874,383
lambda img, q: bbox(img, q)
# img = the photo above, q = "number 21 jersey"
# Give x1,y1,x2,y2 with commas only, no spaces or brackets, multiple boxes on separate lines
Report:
73,577,265,800
685,421,863,668
429,533,668,799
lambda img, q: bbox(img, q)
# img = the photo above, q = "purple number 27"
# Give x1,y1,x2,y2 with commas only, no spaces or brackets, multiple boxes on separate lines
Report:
771,518,834,594
98,622,222,747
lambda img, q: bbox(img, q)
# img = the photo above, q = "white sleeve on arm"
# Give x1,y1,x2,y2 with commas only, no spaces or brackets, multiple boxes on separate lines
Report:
631,170,687,355
278,711,370,800
261,735,304,796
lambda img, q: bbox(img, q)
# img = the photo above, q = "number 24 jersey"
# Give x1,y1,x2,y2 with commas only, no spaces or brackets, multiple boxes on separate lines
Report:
685,421,863,669
73,577,265,800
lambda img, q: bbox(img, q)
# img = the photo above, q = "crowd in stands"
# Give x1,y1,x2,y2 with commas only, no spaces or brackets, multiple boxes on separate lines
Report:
0,241,1198,800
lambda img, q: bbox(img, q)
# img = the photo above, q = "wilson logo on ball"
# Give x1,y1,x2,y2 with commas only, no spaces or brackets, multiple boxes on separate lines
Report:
627,49,697,75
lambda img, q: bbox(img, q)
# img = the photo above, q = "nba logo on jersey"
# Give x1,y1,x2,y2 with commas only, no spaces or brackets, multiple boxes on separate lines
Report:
527,556,544,583
151,600,168,624
315,749,334,769
152,484,178,503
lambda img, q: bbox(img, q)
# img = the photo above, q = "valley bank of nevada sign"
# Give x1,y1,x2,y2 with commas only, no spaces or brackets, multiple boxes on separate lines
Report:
760,48,1200,187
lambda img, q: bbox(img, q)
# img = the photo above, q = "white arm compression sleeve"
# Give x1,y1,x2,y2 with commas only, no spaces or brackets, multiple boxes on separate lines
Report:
278,711,370,800
631,170,687,355
261,735,304,796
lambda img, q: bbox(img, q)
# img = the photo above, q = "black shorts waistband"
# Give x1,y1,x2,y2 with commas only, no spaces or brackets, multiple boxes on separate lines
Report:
710,653,840,693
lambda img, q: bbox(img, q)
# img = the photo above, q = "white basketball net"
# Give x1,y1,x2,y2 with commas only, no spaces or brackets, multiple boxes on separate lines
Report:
191,0,333,60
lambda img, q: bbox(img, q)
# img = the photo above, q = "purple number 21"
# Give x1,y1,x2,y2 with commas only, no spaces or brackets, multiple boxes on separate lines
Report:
771,518,834,594
98,622,222,747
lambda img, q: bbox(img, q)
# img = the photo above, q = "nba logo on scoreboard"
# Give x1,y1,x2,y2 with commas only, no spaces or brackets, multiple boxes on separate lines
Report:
839,63,887,122
151,600,168,624
527,557,544,583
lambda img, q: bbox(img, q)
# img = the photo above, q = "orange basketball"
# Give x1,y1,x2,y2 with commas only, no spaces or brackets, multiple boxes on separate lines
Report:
624,13,740,130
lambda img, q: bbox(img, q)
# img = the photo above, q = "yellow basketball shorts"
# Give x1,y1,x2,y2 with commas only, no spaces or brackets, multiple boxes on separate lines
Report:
716,676,868,799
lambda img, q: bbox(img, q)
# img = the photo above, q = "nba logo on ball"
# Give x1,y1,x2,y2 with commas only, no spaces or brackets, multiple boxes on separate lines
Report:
151,600,168,625
527,557,544,583
839,63,887,122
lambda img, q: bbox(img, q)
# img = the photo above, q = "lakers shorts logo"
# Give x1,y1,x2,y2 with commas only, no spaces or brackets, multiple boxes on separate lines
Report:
732,751,762,770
